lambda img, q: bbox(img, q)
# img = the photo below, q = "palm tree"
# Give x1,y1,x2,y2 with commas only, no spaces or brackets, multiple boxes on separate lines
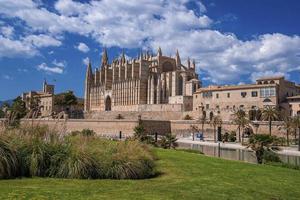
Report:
210,115,222,142
292,116,300,151
247,134,278,164
281,116,293,146
261,106,279,135
199,110,206,137
160,133,178,149
232,109,249,143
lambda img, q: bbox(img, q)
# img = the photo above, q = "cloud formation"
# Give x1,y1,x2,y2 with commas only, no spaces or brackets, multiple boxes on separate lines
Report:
0,0,299,83
76,42,90,53
37,63,64,74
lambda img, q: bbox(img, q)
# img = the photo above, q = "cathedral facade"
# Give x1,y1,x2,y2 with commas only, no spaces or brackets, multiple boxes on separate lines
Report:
84,48,201,112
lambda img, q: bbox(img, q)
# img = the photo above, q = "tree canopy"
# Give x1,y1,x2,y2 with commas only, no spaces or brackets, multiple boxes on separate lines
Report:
54,91,77,107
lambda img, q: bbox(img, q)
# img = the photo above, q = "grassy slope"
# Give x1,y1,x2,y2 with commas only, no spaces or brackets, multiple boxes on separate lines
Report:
1,149,300,200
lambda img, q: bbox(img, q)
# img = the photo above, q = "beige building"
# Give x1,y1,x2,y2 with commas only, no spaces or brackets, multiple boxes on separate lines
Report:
193,76,300,121
84,48,201,112
287,95,300,116
22,81,54,117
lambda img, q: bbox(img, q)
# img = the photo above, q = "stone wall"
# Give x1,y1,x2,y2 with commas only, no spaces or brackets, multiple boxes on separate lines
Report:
170,120,287,138
1,118,287,139
85,110,183,120
19,119,171,137
112,104,183,112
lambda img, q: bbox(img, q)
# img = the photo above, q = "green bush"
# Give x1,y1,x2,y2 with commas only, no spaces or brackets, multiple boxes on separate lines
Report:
0,136,18,179
183,115,193,120
0,125,156,180
228,131,237,142
70,129,96,137
263,150,281,163
222,131,236,142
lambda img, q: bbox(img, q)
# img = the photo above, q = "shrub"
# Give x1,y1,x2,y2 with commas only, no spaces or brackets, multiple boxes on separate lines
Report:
0,125,156,180
183,115,193,120
248,134,279,164
107,141,156,179
0,136,18,179
55,148,102,179
115,114,124,119
70,129,95,137
159,134,178,149
81,129,96,137
263,149,281,163
228,131,237,142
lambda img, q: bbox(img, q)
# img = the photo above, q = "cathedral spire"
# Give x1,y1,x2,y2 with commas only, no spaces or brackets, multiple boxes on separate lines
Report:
191,59,196,69
176,49,181,66
121,49,126,63
157,46,162,57
85,58,93,79
187,57,191,69
101,47,108,66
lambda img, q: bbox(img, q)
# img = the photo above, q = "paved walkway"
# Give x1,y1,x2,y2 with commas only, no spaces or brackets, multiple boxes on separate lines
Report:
177,137,300,156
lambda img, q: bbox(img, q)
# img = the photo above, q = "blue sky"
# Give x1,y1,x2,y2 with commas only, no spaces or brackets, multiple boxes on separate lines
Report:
0,0,300,100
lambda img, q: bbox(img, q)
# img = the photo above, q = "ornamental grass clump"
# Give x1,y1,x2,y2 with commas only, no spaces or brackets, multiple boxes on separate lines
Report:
107,140,156,179
0,136,18,179
0,124,156,180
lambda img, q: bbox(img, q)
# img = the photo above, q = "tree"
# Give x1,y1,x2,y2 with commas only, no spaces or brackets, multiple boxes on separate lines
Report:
160,133,178,149
10,96,27,119
281,116,293,146
292,116,300,151
133,124,146,140
232,109,249,143
0,109,5,118
210,115,222,142
199,110,206,137
261,106,279,135
247,134,278,164
54,91,77,108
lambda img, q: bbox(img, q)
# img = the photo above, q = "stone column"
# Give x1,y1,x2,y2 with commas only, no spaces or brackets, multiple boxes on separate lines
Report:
150,75,155,104
157,75,161,104
171,71,177,96
147,76,151,104
182,74,187,96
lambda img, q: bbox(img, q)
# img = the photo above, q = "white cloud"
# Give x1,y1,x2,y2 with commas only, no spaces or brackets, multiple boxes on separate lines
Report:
17,68,29,73
52,59,66,68
23,34,62,48
0,26,14,38
0,0,299,84
37,63,64,74
2,74,13,80
0,35,37,58
82,57,89,65
76,42,90,53
250,71,287,83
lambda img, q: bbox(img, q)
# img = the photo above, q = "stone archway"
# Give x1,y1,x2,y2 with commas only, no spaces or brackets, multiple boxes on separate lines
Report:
105,96,111,111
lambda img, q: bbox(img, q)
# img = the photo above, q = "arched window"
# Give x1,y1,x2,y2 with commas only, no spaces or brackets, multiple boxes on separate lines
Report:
270,80,275,84
209,111,214,121
193,84,197,93
105,96,111,111
178,75,183,95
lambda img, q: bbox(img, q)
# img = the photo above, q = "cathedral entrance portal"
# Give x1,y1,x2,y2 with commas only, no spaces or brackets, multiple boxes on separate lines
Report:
105,96,111,111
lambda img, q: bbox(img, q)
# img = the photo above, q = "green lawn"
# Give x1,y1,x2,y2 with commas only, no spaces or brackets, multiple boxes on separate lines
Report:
1,149,300,200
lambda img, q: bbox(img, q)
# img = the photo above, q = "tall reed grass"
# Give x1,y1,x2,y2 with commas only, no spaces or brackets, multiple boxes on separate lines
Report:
0,124,156,179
